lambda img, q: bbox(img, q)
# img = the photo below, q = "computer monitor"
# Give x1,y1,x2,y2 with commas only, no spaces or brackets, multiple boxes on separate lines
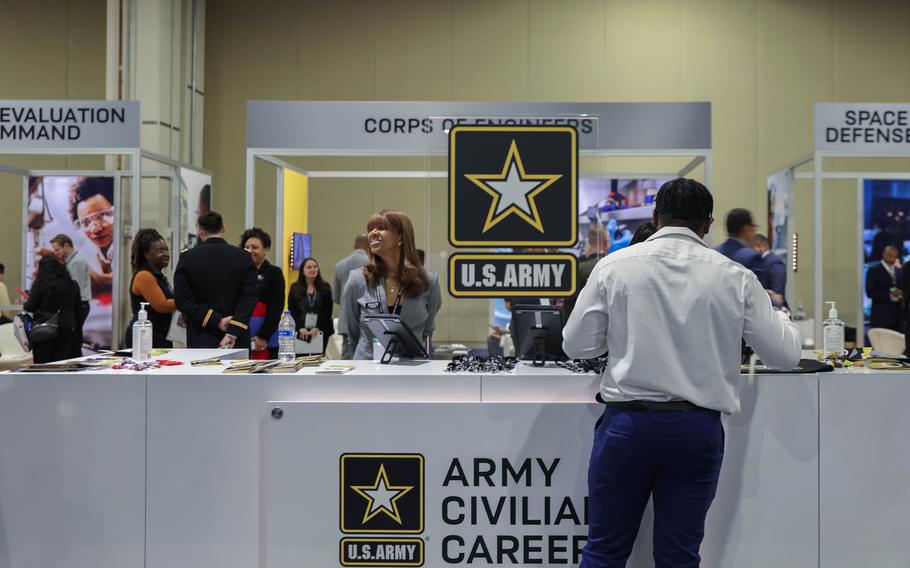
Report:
510,304,564,366
362,313,428,364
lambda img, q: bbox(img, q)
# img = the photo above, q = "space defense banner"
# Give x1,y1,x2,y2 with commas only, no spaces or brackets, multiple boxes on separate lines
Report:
0,100,139,149
815,103,910,153
265,402,600,568
25,176,116,349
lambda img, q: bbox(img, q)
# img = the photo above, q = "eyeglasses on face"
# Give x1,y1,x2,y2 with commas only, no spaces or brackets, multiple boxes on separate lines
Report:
75,207,114,230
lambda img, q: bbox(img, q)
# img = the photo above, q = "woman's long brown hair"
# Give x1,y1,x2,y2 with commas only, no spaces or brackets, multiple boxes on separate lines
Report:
363,209,429,297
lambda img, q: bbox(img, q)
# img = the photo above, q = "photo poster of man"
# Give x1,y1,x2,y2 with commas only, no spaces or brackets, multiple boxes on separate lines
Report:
26,175,116,350
179,168,212,250
767,169,794,253
861,179,910,324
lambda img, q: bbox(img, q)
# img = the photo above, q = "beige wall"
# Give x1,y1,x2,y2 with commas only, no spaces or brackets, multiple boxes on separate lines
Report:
0,0,107,290
204,0,910,342
3,0,910,341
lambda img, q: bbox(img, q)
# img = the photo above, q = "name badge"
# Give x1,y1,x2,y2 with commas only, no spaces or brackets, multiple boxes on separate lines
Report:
304,312,318,328
365,301,381,310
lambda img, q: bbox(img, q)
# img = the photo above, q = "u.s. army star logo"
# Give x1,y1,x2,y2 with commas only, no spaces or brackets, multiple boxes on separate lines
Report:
448,126,577,247
350,463,413,525
465,140,562,233
340,454,424,534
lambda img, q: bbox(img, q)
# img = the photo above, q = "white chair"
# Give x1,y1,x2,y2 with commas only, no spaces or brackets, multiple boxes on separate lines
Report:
0,323,33,369
867,327,906,356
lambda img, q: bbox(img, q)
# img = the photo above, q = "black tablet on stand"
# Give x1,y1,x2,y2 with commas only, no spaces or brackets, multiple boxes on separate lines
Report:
363,314,429,364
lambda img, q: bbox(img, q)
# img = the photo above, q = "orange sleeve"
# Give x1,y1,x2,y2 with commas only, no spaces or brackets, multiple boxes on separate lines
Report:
131,271,177,313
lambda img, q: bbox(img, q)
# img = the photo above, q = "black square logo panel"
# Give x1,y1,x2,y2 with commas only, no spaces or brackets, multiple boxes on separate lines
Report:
340,454,424,534
449,126,577,246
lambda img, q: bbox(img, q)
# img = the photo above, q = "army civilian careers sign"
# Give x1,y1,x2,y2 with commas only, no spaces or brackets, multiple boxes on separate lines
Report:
448,126,578,297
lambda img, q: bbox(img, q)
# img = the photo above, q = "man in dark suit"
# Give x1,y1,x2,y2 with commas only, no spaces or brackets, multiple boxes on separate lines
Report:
716,208,769,288
563,224,611,321
866,244,903,332
174,211,258,349
753,233,787,307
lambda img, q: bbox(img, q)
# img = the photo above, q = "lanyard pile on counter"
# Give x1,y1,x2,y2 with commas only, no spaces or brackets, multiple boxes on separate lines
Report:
445,355,518,374
555,356,609,374
445,355,609,374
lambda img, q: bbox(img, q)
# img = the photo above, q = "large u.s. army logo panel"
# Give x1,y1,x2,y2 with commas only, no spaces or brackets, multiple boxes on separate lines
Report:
449,126,577,246
341,454,424,534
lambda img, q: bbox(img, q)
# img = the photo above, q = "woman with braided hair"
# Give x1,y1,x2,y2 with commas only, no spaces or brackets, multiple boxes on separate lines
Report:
124,228,176,348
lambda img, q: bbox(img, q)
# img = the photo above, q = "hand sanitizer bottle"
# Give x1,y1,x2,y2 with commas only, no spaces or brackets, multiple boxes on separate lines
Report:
822,301,844,356
132,302,153,362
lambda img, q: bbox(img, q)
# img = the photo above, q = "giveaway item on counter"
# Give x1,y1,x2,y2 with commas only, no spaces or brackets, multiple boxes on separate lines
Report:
556,357,610,374
743,358,834,374
223,355,327,374
11,362,95,372
190,355,228,366
315,363,355,375
445,355,518,374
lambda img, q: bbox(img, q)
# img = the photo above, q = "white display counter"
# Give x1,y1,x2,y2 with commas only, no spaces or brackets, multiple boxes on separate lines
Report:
0,350,905,568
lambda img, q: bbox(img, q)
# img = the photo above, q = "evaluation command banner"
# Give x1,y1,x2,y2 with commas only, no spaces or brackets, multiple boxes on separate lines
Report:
264,403,600,567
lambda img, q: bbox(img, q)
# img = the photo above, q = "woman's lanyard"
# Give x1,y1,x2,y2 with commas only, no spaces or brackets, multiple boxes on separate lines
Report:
306,290,317,312
386,290,403,315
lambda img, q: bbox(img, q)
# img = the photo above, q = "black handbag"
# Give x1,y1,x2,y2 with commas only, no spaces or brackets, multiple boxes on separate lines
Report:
29,311,60,344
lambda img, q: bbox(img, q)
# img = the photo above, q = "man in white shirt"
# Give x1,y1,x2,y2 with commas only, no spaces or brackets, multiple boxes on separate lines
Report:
563,178,801,568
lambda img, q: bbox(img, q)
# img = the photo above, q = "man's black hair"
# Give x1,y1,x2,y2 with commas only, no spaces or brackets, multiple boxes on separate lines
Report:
0,263,4,274
725,208,755,236
239,227,272,250
197,211,224,235
654,178,713,232
753,233,770,247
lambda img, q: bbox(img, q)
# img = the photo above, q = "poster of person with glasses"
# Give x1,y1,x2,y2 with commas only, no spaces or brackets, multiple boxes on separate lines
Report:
26,176,115,350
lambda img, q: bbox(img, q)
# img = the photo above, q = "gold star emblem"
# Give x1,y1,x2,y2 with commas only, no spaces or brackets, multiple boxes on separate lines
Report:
350,463,414,525
464,139,562,233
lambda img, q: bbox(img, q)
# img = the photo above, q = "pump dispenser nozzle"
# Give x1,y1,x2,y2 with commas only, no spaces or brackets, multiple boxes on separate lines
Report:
826,301,837,319
138,302,150,322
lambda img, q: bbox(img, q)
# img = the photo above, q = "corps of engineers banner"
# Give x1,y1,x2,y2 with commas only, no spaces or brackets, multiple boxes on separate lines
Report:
265,402,600,568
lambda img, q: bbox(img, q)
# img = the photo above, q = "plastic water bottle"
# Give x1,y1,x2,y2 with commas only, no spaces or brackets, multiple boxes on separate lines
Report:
277,311,296,363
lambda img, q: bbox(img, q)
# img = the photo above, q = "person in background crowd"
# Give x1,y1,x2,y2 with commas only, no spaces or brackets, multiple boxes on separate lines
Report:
50,234,91,358
24,256,80,363
288,257,334,354
716,208,768,288
124,229,176,348
70,177,115,296
240,228,286,359
341,209,441,360
334,234,370,354
753,233,787,308
174,212,258,349
870,219,901,262
563,224,612,321
630,222,657,246
867,244,903,333
0,263,12,324
563,178,800,568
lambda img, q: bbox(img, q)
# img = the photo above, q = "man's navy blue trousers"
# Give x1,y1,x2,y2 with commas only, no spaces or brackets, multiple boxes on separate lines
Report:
581,404,724,568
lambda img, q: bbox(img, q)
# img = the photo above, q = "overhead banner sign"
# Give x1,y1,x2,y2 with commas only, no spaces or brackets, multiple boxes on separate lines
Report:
247,101,711,153
0,100,139,150
815,103,910,153
447,126,577,297
265,402,599,568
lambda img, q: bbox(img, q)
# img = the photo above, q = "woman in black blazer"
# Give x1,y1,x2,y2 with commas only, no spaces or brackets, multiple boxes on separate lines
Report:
24,256,80,363
288,257,334,354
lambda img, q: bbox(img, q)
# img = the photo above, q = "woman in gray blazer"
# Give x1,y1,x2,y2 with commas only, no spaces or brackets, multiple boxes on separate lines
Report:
340,209,441,359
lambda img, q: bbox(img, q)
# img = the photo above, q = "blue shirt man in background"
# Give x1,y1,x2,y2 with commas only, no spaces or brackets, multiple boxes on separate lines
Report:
716,208,769,289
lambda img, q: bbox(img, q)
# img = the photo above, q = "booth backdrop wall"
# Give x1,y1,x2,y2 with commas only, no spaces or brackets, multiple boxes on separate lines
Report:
0,0,107,293
203,0,910,331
